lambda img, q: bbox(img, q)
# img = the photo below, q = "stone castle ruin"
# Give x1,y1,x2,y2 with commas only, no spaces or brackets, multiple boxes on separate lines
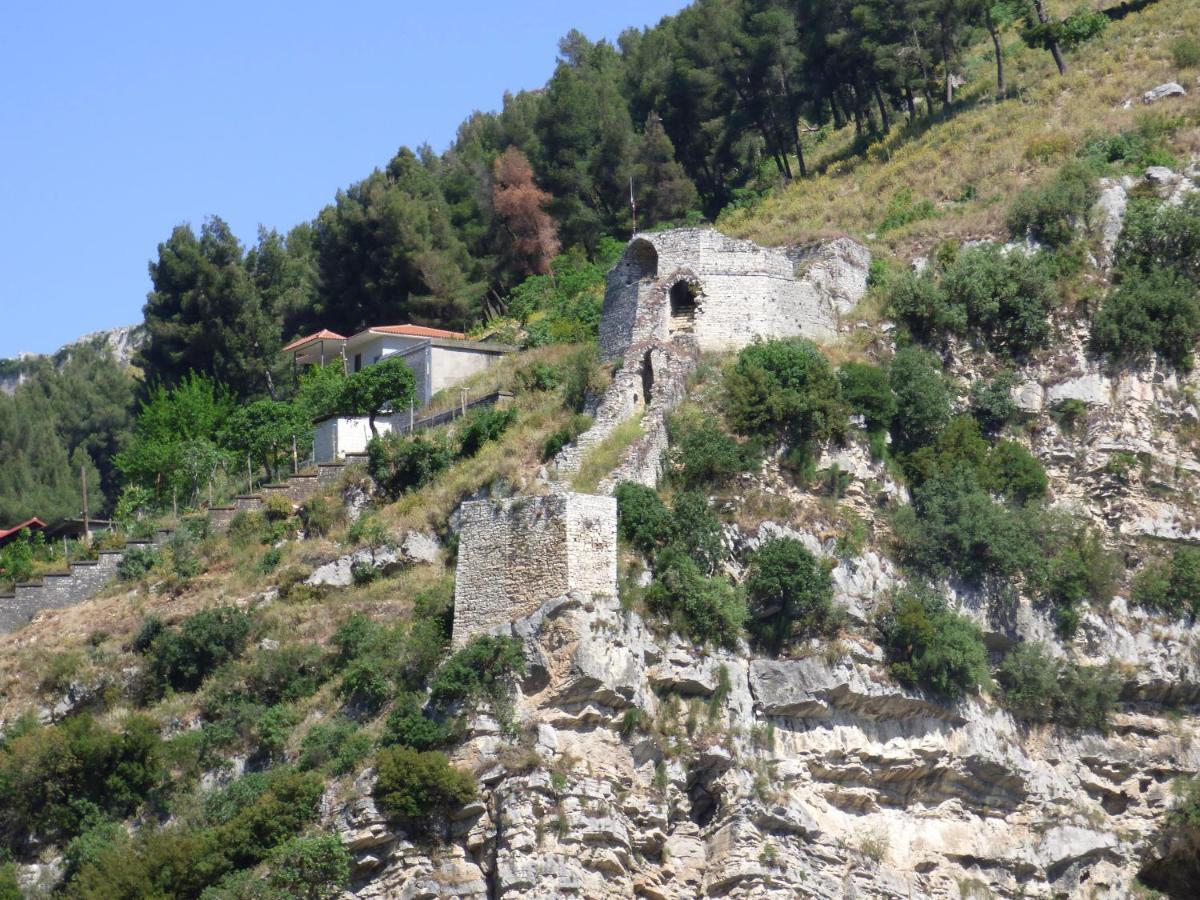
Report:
452,228,869,646
597,228,864,360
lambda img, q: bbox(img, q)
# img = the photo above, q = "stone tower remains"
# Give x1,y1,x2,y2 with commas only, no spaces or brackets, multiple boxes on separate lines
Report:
451,492,617,647
597,227,866,362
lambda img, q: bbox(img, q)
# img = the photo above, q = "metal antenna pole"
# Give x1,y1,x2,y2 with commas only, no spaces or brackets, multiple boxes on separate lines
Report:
630,176,637,235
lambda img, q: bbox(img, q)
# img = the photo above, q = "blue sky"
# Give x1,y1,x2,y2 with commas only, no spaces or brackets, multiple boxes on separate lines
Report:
0,0,687,359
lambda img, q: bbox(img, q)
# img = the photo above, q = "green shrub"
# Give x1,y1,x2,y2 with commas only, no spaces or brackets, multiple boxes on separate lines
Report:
969,370,1019,435
383,693,454,751
561,346,604,413
893,469,1039,583
724,339,848,452
1082,122,1178,172
879,587,988,699
541,413,592,461
665,410,760,488
1048,398,1088,435
889,246,1054,356
117,546,160,581
263,493,294,522
877,187,936,234
70,770,323,898
1132,546,1200,618
1056,6,1109,49
668,490,725,572
644,551,746,648
429,635,526,708
338,656,393,712
1007,161,1099,248
1040,522,1119,609
1170,35,1200,69
986,440,1048,504
138,606,252,695
266,834,351,900
837,361,896,432
256,704,300,760
373,746,476,829
367,433,453,499
0,714,164,853
299,496,340,537
745,538,837,654
457,406,517,458
1091,269,1200,371
889,347,952,452
615,482,672,557
997,642,1119,731
299,720,373,775
242,643,329,705
0,863,18,900
62,817,124,884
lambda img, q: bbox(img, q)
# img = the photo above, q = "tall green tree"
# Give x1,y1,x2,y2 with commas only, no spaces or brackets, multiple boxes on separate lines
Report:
140,218,281,398
634,112,700,227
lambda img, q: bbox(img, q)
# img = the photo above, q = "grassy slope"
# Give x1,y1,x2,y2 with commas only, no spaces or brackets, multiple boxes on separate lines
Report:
723,0,1200,259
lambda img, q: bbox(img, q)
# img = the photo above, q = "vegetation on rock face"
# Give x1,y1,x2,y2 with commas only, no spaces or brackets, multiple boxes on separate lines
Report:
373,746,476,830
725,338,849,455
880,587,989,700
889,244,1055,356
1092,194,1200,371
745,537,838,654
1133,546,1200,618
997,642,1119,731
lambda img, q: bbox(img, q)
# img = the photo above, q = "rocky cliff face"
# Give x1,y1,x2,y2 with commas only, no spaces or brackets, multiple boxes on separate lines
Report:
323,166,1200,900
334,585,1200,898
0,323,143,395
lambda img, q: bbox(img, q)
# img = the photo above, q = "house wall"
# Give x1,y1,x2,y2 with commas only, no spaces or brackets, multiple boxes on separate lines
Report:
452,492,617,646
347,336,433,403
429,345,502,397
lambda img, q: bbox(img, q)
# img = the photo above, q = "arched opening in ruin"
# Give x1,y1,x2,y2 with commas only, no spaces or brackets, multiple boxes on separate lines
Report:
641,349,654,405
627,239,658,283
669,280,698,335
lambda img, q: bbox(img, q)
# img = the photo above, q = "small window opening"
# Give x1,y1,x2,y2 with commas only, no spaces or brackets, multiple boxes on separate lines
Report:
641,350,654,404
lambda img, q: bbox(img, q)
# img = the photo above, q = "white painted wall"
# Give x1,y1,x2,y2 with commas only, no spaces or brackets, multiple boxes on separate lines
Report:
430,345,501,396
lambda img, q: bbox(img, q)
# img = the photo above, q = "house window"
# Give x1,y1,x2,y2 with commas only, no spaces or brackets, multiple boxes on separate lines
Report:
373,355,381,364
353,353,362,372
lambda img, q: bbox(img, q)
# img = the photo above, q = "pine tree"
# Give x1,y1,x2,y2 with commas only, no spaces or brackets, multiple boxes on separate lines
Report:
492,147,560,275
634,113,700,228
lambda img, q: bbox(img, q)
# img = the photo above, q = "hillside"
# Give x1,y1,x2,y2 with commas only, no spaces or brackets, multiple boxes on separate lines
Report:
2,1,1200,899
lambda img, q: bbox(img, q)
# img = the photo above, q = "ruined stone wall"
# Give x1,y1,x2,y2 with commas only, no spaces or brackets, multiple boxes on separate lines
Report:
598,228,848,361
452,492,617,646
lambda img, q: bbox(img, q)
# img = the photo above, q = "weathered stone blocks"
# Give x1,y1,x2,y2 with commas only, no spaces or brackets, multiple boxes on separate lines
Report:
452,492,617,647
598,227,860,361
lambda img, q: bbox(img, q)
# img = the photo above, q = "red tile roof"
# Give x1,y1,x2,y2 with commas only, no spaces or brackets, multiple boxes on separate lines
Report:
367,324,467,340
0,517,47,544
282,329,346,353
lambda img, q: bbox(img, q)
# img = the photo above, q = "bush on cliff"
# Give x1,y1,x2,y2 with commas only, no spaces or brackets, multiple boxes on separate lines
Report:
644,550,746,648
372,746,476,831
879,587,988,700
997,642,1119,731
745,537,838,654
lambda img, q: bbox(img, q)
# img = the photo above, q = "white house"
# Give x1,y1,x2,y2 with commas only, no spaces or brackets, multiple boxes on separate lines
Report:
284,323,514,461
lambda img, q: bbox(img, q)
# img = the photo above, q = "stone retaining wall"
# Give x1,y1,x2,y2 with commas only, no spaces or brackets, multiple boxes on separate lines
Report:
0,533,170,634
208,460,362,532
